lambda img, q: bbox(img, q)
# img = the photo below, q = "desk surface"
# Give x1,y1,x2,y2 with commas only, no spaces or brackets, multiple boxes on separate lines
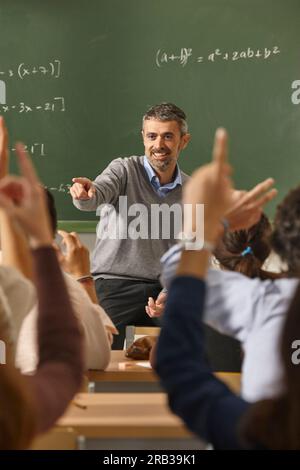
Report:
57,392,196,439
86,350,241,394
87,351,157,383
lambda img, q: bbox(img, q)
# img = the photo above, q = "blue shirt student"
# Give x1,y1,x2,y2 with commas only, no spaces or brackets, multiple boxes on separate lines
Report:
160,243,299,402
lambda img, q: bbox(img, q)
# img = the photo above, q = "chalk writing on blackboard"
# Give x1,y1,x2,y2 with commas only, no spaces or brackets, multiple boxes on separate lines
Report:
11,143,46,157
156,46,281,67
291,80,300,105
0,60,61,79
0,80,5,104
0,97,66,113
45,183,71,194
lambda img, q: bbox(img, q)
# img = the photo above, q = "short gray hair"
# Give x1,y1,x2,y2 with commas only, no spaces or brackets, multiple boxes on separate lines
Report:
143,102,188,135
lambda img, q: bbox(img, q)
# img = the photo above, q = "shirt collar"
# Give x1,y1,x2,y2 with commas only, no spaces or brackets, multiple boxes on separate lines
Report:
143,156,182,189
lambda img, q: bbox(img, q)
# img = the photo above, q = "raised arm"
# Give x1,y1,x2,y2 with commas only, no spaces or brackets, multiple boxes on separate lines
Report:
0,142,84,436
57,230,98,301
160,171,277,289
0,118,34,281
28,245,84,432
155,129,250,449
56,229,117,345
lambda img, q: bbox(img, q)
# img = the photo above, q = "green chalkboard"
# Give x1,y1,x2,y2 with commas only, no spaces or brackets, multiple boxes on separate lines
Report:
1,0,300,230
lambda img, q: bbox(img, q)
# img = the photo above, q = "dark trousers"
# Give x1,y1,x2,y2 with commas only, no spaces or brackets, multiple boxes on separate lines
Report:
95,278,162,349
96,278,242,371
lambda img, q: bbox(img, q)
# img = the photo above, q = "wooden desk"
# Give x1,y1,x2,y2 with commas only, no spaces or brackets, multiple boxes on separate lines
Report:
56,392,205,450
87,350,160,392
86,350,241,394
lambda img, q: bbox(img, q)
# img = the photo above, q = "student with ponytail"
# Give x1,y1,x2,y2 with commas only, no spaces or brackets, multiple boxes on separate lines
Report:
156,129,300,449
213,213,279,280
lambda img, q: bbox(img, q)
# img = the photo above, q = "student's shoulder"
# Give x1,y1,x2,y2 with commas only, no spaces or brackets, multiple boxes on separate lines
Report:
206,268,270,299
63,272,92,303
62,272,117,336
62,272,108,315
207,268,300,298
0,264,32,287
207,268,258,285
0,265,36,310
265,276,299,298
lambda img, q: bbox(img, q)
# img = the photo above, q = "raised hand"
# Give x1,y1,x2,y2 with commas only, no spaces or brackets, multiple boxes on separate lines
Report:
0,143,52,248
225,179,277,231
57,230,91,278
182,128,233,243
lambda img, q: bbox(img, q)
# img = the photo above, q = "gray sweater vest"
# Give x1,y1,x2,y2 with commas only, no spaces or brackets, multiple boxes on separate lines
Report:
73,156,189,281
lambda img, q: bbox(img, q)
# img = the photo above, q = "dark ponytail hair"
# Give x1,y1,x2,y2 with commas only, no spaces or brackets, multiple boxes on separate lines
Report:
44,188,57,236
271,186,300,276
214,213,273,280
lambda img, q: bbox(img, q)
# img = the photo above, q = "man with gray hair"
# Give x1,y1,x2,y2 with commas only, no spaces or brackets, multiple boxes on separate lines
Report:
70,103,191,348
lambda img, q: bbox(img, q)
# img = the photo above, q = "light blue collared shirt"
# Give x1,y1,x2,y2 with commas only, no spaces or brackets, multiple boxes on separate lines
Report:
143,156,182,197
160,243,299,403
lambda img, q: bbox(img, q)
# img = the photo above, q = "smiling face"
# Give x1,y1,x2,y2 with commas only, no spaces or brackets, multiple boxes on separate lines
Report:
142,119,190,175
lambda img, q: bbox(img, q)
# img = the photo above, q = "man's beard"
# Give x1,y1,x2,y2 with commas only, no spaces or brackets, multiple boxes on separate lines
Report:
148,151,173,172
